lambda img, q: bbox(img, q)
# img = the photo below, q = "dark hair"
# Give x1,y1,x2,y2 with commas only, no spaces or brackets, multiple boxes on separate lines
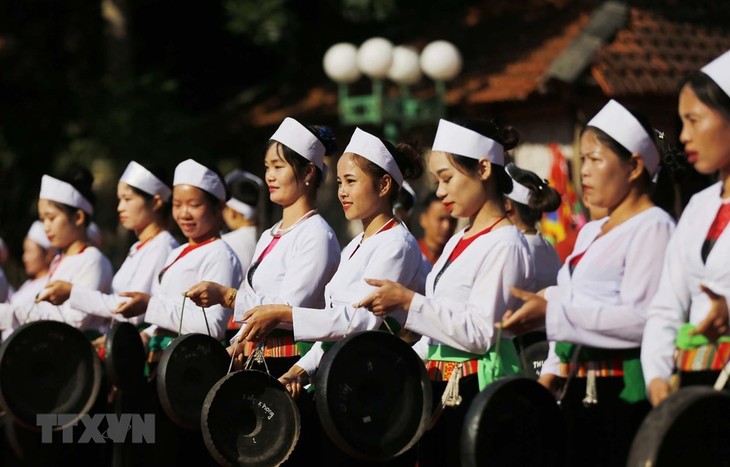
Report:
682,71,730,121
421,191,441,211
505,163,561,226
442,119,517,196
51,164,95,225
126,164,172,221
228,175,261,207
265,124,337,192
350,139,424,204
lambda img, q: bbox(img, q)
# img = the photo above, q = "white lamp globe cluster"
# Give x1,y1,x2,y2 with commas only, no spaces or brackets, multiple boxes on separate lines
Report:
323,38,462,85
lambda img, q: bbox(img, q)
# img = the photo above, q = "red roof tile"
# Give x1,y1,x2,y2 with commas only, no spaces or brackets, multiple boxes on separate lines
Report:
592,8,730,96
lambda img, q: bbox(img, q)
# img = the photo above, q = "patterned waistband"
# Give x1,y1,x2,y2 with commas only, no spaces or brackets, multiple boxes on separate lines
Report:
425,359,479,382
676,342,730,372
243,333,300,358
558,356,625,378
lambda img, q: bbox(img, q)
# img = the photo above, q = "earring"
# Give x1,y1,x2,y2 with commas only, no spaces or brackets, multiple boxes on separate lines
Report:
305,181,310,186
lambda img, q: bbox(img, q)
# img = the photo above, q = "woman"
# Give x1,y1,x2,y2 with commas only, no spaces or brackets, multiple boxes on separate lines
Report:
186,117,341,376
1,167,114,335
642,49,730,405
503,100,679,466
355,118,532,467
222,169,263,272
505,162,562,291
231,127,428,388
114,158,242,343
38,161,178,326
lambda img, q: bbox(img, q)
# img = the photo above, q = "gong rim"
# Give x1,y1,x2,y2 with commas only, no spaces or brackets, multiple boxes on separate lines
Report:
201,369,300,467
156,333,229,430
461,376,565,467
315,330,432,462
0,321,102,431
104,321,146,389
627,386,730,466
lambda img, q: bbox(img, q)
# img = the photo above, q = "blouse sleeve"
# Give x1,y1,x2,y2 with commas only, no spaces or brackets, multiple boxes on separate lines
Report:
405,242,529,354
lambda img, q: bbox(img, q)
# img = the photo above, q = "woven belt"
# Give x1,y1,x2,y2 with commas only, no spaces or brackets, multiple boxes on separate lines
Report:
559,356,625,378
676,342,730,372
426,359,479,382
243,332,300,358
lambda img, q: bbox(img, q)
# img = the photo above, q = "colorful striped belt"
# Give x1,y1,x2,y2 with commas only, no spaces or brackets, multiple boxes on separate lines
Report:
425,359,480,382
558,356,625,378
243,331,300,358
676,342,730,372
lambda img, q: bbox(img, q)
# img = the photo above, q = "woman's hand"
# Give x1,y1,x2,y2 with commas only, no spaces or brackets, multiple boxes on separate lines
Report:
497,287,548,335
278,365,310,399
354,278,414,316
185,281,231,308
647,378,671,407
226,341,247,371
113,292,150,318
36,281,73,305
690,285,729,341
537,373,564,399
240,305,292,342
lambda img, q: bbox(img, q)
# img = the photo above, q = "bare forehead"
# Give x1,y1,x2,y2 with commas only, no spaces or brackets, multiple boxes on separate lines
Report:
336,152,362,177
264,143,287,163
427,150,454,173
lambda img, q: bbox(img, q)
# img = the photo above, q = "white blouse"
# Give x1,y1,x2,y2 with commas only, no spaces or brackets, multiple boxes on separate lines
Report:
294,222,430,375
222,225,258,273
541,207,675,376
642,183,730,384
524,232,561,291
1,247,114,332
69,231,179,324
144,239,243,340
407,225,534,357
233,215,340,323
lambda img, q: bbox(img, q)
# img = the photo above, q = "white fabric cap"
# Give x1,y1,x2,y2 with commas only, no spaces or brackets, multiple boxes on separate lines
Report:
225,169,264,188
226,198,256,219
702,49,730,99
587,100,660,177
270,117,327,172
39,175,94,215
27,221,51,250
173,159,226,201
120,161,172,202
506,180,533,205
431,119,505,166
343,128,404,186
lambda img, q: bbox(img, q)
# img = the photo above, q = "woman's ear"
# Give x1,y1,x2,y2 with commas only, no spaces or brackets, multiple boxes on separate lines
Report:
628,153,646,182
304,163,316,186
378,175,393,198
151,194,165,212
477,158,492,181
73,210,86,228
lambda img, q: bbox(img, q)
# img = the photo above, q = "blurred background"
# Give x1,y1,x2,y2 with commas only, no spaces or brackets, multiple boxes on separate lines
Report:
1,0,729,286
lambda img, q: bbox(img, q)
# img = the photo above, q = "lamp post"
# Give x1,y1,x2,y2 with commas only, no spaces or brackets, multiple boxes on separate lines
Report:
323,38,462,141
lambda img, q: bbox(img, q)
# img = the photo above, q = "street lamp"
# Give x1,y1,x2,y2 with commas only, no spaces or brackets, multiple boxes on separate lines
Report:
323,38,462,141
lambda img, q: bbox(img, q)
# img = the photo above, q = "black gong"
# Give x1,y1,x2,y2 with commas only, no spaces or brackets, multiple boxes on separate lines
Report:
104,321,146,389
201,369,300,467
461,376,565,467
627,386,730,466
316,330,432,461
0,321,102,431
156,333,229,430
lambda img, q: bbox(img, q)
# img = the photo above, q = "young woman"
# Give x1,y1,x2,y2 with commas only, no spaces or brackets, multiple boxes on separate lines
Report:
355,119,533,467
186,117,341,376
38,161,178,326
505,163,562,291
114,158,242,342
223,127,426,385
1,167,114,334
642,49,730,405
503,100,679,466
222,169,263,272
11,221,55,305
